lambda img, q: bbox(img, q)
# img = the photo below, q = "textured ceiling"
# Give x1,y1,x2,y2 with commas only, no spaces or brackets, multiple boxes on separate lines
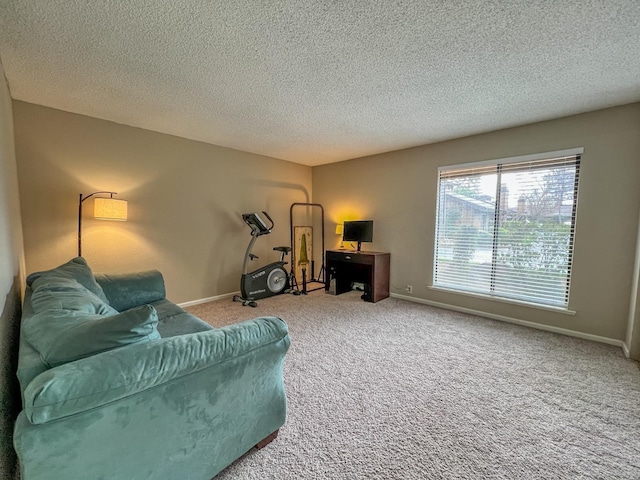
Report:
1,1,639,166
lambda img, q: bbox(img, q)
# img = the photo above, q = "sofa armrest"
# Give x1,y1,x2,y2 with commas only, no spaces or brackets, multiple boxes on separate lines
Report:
23,316,290,425
94,270,166,311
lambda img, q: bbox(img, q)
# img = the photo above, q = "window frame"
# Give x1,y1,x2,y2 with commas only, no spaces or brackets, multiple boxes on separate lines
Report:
432,148,583,310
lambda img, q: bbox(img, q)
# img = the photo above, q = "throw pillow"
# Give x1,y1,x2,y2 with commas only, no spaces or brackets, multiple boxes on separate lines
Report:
30,277,118,316
24,305,161,368
26,257,110,304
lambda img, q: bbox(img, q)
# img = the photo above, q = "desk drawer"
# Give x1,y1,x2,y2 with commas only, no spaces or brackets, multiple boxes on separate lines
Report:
326,251,374,265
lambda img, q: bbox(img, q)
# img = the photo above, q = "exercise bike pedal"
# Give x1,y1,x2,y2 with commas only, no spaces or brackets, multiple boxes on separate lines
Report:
233,294,258,307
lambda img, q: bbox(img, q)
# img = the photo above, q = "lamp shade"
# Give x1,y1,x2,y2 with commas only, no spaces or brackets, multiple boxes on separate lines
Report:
335,224,343,235
94,197,128,221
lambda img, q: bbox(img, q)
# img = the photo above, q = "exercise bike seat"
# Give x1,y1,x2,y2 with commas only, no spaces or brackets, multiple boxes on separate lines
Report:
273,246,291,253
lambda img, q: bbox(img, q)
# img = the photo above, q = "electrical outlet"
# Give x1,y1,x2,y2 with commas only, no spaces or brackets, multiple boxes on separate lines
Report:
406,285,413,294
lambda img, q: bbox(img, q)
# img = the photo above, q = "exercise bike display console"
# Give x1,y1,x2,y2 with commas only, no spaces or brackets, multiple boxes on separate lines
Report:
233,211,292,307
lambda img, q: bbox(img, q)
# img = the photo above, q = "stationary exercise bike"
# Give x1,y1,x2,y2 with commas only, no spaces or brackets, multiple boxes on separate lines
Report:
233,212,291,307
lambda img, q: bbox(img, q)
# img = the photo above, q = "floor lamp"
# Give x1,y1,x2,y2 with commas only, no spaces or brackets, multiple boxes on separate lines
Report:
78,191,128,256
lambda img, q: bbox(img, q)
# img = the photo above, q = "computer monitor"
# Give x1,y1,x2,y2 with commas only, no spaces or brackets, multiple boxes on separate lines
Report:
342,220,373,251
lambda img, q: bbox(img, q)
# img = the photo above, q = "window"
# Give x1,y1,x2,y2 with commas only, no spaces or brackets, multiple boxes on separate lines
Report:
433,149,582,309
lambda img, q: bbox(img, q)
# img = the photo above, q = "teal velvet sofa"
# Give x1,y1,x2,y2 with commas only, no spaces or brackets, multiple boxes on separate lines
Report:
13,257,290,480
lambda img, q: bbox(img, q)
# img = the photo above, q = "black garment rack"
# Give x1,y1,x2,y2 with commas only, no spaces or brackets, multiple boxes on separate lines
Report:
289,203,325,294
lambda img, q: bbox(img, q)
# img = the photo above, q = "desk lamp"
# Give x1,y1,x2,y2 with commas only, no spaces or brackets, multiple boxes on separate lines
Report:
335,224,344,249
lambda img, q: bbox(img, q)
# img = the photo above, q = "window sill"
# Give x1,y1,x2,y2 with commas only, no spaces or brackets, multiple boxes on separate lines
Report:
428,286,576,315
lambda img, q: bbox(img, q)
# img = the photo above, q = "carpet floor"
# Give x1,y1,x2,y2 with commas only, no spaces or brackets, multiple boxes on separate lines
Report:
186,290,640,479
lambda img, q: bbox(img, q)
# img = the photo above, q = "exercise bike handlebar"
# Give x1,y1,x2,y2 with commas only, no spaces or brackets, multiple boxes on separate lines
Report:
242,211,275,237
261,211,275,231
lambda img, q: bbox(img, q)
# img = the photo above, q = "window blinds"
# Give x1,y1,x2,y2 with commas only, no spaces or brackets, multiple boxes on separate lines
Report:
433,152,581,308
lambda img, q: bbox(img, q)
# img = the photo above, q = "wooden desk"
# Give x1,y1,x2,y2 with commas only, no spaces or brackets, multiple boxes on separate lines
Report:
325,250,390,303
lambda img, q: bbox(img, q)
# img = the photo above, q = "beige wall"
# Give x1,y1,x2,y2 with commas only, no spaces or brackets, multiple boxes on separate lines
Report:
313,103,640,342
11,99,640,348
0,61,24,479
13,101,311,304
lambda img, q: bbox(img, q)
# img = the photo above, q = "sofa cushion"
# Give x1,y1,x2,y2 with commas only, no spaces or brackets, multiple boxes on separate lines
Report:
30,277,118,316
24,305,161,368
150,299,213,337
95,270,166,312
26,257,110,304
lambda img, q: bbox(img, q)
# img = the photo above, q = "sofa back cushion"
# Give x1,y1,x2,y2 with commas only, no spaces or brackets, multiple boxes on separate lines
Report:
95,270,166,312
23,305,161,368
26,257,110,304
30,277,118,316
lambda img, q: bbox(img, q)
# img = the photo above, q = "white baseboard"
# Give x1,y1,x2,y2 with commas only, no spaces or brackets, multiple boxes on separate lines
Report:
178,291,239,308
622,342,631,358
180,291,626,352
391,293,625,350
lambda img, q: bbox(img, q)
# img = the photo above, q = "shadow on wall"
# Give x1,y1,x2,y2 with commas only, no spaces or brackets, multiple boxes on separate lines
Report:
0,276,22,479
248,179,310,205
